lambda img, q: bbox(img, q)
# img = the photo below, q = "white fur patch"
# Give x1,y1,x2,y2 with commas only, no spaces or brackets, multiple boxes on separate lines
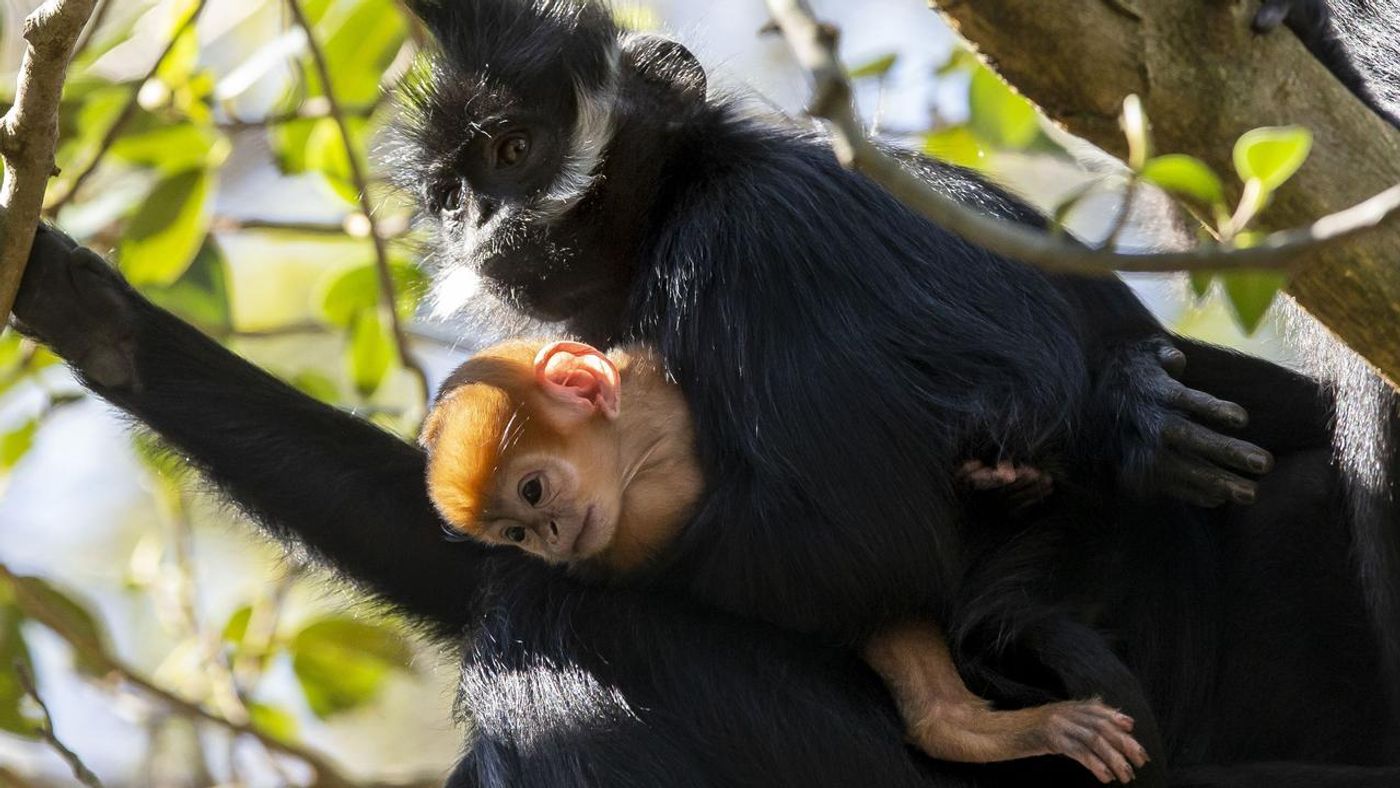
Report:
534,46,622,219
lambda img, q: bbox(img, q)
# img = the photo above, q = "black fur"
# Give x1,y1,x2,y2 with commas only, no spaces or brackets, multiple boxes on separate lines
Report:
10,0,1400,785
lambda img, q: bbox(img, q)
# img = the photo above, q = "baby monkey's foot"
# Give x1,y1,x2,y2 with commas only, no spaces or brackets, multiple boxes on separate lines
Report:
907,697,1146,784
1023,699,1147,784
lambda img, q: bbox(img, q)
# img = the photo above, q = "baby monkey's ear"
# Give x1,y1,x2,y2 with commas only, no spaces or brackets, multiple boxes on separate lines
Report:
534,341,621,422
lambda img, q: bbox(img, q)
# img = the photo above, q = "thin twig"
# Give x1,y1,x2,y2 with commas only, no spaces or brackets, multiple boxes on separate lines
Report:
284,0,430,405
44,0,210,216
763,0,1400,276
1102,177,1139,249
0,0,100,320
0,564,356,788
14,662,103,787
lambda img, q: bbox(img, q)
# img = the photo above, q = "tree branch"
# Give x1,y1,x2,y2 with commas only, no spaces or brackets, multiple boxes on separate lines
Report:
0,0,99,321
43,0,209,217
0,563,356,788
762,0,1400,281
14,662,102,788
284,0,430,406
928,0,1400,385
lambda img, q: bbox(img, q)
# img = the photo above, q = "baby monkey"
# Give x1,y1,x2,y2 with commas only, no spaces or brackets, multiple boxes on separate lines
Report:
421,339,1147,783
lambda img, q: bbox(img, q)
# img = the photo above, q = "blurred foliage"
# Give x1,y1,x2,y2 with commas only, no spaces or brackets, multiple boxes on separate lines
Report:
0,0,430,782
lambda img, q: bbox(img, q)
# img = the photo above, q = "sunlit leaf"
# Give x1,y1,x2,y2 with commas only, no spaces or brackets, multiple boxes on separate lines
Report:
1221,271,1289,334
132,432,193,488
119,168,215,287
292,372,341,404
1189,271,1215,300
849,53,898,80
1233,126,1313,194
0,333,22,374
249,702,299,742
110,123,230,173
312,0,407,106
1142,153,1227,212
290,615,413,718
222,605,253,649
304,117,361,205
613,5,661,30
0,601,39,740
0,420,38,471
348,309,393,397
8,575,108,676
923,126,986,170
935,47,979,76
143,240,232,332
317,261,427,328
968,66,1040,150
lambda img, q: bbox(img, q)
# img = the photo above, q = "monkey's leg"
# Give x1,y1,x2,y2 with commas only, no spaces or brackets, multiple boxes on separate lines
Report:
11,225,481,629
866,620,1147,784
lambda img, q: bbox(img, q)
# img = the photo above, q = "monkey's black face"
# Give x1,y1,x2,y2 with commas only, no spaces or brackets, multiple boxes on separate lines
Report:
391,3,710,336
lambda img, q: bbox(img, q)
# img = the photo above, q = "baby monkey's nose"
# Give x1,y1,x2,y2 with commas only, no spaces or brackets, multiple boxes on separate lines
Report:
548,521,559,542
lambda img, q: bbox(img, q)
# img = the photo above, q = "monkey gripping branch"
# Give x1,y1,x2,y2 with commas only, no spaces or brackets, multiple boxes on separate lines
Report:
0,0,98,321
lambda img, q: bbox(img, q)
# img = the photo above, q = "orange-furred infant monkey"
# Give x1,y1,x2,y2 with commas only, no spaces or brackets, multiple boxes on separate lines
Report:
421,339,1147,783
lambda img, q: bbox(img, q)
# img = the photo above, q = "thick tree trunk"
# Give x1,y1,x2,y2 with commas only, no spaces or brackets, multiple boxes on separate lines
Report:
931,0,1400,384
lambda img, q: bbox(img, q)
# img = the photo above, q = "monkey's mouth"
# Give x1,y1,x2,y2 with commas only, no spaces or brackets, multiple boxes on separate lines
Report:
571,504,603,557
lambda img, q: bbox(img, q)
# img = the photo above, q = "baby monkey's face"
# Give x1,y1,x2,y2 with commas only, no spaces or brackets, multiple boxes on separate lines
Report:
475,440,625,564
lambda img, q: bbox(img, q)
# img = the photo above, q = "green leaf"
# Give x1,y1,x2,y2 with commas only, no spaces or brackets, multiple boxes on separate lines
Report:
0,332,22,373
314,0,407,106
304,117,361,205
1142,154,1226,209
0,609,39,739
935,47,980,77
849,53,898,80
9,576,107,676
110,123,230,173
1189,271,1215,300
248,702,299,743
1233,126,1313,194
968,66,1040,150
271,117,319,175
317,261,427,328
348,309,393,397
131,432,194,489
922,126,987,170
1221,271,1289,334
119,168,215,287
290,616,413,719
0,420,38,471
222,605,253,648
142,240,232,332
292,372,341,404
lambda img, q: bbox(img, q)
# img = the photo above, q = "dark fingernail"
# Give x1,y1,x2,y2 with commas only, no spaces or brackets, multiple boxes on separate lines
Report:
1249,451,1274,473
1232,485,1256,504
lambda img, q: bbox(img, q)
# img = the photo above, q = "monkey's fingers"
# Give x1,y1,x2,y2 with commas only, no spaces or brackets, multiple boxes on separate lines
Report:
1160,375,1249,431
1156,451,1258,507
1162,415,1274,477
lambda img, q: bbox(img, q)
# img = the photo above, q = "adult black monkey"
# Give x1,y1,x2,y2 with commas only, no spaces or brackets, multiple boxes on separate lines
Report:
9,2,1400,787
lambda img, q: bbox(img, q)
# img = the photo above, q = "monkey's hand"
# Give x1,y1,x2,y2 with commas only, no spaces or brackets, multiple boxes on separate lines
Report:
9,223,141,392
1141,341,1273,508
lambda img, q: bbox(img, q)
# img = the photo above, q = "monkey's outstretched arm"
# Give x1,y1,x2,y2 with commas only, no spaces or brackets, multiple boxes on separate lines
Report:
11,225,482,630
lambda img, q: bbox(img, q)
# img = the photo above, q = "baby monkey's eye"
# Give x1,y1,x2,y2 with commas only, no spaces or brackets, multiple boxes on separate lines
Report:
504,525,527,543
520,474,544,506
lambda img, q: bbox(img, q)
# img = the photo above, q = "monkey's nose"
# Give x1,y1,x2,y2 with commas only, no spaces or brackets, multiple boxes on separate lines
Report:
543,521,559,544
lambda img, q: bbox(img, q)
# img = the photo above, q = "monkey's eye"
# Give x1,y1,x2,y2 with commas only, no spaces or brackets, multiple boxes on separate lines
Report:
519,474,544,506
430,180,464,214
504,525,527,544
492,131,531,169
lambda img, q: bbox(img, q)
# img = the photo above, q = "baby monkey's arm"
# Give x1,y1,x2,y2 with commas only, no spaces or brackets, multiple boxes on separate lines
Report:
862,621,1148,784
